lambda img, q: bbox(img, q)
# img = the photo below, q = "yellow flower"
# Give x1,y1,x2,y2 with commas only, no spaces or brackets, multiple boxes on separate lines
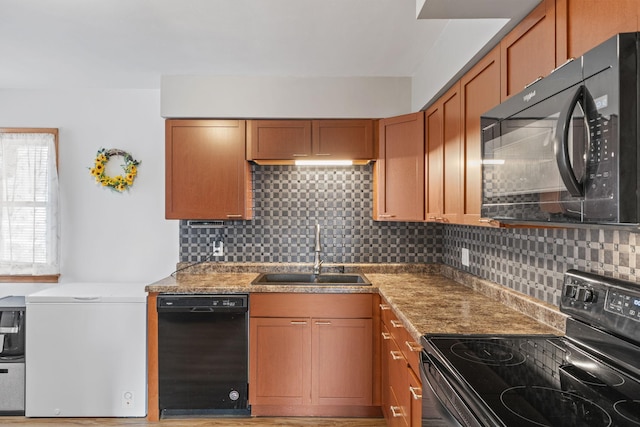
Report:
129,165,137,174
126,173,134,181
116,183,126,192
90,168,99,177
97,154,107,162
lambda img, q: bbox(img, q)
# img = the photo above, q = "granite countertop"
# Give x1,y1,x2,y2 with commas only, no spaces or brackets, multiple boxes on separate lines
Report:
147,263,565,341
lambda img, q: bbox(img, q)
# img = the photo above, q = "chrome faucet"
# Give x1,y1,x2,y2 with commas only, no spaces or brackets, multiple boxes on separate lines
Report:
313,223,323,276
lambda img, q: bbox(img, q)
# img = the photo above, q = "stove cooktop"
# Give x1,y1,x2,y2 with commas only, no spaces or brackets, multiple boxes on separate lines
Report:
425,334,640,426
421,270,640,427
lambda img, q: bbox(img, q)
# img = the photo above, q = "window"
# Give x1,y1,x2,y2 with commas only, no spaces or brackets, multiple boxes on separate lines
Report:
0,128,59,282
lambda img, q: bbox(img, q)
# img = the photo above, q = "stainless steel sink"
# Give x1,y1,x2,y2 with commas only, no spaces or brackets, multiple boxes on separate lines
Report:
251,272,371,286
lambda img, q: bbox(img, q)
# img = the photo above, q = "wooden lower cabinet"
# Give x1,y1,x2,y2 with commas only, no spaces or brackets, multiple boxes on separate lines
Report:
380,299,422,427
249,293,380,417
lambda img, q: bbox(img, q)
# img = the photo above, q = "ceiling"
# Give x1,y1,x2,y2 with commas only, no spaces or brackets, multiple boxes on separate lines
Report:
0,0,539,90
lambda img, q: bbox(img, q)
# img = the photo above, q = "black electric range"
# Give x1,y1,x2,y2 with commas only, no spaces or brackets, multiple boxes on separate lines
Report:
420,269,640,427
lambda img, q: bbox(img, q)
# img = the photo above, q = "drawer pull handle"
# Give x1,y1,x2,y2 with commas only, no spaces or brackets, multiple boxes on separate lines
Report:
390,320,403,328
390,351,404,360
379,304,391,310
381,332,392,340
409,386,422,400
226,214,243,218
315,321,331,325
405,341,422,352
292,154,309,157
390,406,403,417
378,214,396,218
290,321,307,325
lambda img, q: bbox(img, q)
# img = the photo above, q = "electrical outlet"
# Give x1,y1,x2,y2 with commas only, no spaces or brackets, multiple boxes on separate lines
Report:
212,241,224,257
461,248,470,267
122,391,134,409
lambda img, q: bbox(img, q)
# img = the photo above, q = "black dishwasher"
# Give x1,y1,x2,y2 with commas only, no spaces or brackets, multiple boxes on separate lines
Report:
157,294,249,417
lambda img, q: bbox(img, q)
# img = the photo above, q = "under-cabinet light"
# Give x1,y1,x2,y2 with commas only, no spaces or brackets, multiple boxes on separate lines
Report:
481,159,505,165
294,160,354,166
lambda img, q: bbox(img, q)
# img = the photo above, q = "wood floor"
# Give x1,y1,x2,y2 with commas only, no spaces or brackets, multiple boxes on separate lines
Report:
0,417,386,426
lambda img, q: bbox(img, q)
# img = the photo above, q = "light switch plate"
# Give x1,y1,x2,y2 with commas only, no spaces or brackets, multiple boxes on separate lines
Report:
212,241,224,257
461,248,470,267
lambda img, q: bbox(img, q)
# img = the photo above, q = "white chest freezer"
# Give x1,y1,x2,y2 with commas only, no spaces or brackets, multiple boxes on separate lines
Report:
25,283,147,417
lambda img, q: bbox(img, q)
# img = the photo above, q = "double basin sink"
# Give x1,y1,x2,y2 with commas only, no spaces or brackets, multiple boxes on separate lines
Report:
251,272,371,286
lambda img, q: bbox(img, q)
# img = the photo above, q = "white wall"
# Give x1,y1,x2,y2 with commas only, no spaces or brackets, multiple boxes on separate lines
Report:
411,19,508,111
0,89,178,297
161,75,413,118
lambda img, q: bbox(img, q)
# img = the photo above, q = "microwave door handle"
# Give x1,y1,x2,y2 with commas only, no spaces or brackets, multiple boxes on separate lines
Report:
554,85,585,197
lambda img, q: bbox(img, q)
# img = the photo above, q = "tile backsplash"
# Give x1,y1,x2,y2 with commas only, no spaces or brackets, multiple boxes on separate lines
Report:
180,165,441,265
179,165,639,306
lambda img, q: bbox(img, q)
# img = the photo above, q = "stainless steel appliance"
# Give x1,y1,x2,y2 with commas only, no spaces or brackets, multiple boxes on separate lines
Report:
157,294,250,417
0,296,25,415
420,270,640,426
481,32,640,226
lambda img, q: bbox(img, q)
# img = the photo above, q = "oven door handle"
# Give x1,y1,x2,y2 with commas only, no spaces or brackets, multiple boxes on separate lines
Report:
554,84,597,197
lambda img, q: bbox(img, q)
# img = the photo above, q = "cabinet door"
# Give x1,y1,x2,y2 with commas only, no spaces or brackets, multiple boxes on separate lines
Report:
312,318,373,406
312,120,374,159
380,323,392,421
249,317,311,406
388,337,410,427
165,119,251,220
375,112,425,221
425,84,462,224
408,367,422,427
247,120,312,160
500,0,556,100
425,103,443,222
442,83,463,224
460,47,501,227
556,0,640,63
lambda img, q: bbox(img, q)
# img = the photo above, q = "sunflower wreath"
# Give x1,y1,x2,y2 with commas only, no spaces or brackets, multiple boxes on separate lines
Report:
89,148,141,192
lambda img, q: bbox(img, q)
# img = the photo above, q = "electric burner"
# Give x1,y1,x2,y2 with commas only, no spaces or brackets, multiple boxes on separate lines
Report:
421,270,640,427
614,400,640,425
500,386,612,427
450,340,527,366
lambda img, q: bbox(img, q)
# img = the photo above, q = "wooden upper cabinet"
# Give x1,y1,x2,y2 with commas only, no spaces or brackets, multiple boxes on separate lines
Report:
425,102,443,222
500,0,556,100
165,119,252,220
461,47,501,227
312,120,374,160
247,119,374,161
556,0,640,63
375,112,425,222
425,84,462,224
247,120,312,160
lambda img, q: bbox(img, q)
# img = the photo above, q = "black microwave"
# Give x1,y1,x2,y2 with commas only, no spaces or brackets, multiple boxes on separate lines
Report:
481,32,640,227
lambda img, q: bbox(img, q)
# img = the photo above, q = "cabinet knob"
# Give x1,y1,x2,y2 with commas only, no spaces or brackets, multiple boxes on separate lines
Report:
390,351,404,361
405,341,422,352
409,386,422,400
390,406,403,418
390,320,403,328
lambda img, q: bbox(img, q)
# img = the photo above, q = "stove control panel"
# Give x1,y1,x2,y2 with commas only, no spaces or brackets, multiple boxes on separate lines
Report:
606,288,640,321
561,269,640,343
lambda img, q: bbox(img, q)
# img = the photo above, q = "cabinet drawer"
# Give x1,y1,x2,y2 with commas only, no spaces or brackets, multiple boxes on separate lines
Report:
250,293,373,318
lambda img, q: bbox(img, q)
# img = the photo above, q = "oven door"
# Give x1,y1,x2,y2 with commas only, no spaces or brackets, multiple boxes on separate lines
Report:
420,349,495,427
